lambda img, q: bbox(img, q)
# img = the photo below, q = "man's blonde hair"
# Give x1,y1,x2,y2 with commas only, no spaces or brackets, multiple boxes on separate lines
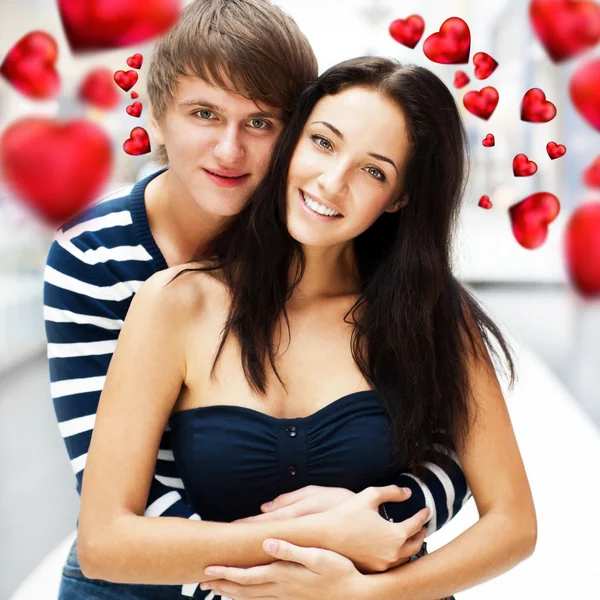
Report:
147,0,318,164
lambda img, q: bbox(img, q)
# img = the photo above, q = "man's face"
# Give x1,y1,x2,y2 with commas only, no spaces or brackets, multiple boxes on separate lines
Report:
150,75,286,218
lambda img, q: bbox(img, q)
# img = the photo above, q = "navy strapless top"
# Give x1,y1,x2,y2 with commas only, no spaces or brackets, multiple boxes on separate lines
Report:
168,390,401,523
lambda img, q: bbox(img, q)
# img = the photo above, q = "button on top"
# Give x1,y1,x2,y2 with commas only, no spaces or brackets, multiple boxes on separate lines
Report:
286,425,297,437
288,465,297,476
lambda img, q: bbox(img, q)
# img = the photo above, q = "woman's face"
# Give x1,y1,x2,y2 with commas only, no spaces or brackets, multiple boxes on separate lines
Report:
286,86,411,248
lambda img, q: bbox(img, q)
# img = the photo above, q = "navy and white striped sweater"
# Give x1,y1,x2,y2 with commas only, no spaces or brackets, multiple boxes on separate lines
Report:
44,168,471,594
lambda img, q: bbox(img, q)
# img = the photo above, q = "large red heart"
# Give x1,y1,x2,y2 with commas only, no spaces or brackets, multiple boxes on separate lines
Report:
423,17,471,64
513,154,538,177
124,127,151,155
583,156,600,188
0,31,60,100
529,0,600,63
564,202,600,297
521,88,557,123
473,52,498,79
463,86,499,120
546,141,566,160
126,101,143,117
126,53,144,69
482,133,495,147
569,58,600,132
0,118,113,224
389,15,425,49
454,70,470,88
78,67,120,110
57,0,182,52
509,192,560,250
114,70,138,92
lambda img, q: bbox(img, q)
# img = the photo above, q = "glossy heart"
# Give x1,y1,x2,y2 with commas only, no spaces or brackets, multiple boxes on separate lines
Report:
463,86,499,120
479,195,492,209
513,154,538,177
521,88,557,123
509,192,560,249
126,53,143,69
126,101,143,117
0,31,60,99
131,91,139,99
482,133,495,147
78,67,120,110
569,58,600,132
389,15,425,49
114,69,138,92
583,156,600,188
0,118,113,224
546,141,566,160
57,0,182,52
529,0,600,63
123,127,151,155
423,17,471,64
564,202,600,297
473,52,498,79
454,70,470,89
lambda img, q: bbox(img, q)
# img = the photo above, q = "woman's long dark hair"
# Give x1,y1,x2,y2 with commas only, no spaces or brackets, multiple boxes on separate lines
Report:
172,56,516,475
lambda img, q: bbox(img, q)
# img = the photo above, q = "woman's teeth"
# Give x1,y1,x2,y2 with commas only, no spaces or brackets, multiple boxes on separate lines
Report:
301,191,341,217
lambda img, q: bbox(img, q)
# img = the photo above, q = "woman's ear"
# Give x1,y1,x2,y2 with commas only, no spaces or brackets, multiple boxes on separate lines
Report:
386,193,409,214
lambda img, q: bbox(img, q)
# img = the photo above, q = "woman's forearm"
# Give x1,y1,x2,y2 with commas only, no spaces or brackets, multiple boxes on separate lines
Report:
361,512,537,600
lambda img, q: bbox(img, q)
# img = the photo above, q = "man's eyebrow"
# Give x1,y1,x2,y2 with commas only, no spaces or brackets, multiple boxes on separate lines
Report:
177,98,280,119
312,120,399,174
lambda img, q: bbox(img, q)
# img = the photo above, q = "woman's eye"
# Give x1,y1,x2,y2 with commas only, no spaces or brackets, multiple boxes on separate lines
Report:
196,109,213,120
249,118,269,129
366,167,385,181
312,135,332,150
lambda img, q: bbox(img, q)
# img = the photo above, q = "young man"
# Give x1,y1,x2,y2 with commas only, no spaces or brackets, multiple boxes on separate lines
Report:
44,1,470,598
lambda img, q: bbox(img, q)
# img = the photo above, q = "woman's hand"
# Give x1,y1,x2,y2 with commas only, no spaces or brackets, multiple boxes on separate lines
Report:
200,538,368,600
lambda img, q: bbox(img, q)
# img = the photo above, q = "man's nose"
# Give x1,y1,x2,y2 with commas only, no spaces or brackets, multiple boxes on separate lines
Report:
213,125,245,164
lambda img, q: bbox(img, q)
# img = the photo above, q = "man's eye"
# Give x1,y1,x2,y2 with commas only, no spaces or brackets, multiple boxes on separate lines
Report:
196,110,213,119
249,119,268,129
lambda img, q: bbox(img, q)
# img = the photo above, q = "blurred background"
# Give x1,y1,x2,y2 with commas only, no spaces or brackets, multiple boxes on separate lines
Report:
1,0,599,598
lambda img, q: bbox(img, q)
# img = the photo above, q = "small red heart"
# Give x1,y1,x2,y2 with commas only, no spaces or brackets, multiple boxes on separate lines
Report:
126,101,143,117
509,192,560,250
0,31,60,100
114,69,138,92
546,141,566,160
569,58,600,133
78,67,120,110
473,52,498,80
463,86,499,120
131,91,139,99
529,0,600,63
521,88,557,123
0,118,113,224
126,53,144,69
513,154,538,177
564,202,600,297
124,127,151,155
583,156,600,188
478,195,492,209
57,0,182,52
389,15,425,49
423,17,471,64
482,133,495,147
454,70,470,89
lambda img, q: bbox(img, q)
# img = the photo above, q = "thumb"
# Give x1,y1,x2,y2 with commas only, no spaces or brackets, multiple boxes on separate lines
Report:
375,484,413,504
263,539,327,572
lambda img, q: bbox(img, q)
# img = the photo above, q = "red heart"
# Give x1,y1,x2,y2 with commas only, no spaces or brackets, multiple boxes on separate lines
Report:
0,118,113,224
521,88,557,123
509,192,560,249
473,52,498,80
513,154,538,177
569,58,600,133
389,15,425,49
126,101,143,117
0,31,60,100
423,17,471,64
583,156,600,188
478,195,492,209
454,70,470,88
529,0,600,63
114,69,138,92
57,0,182,52
564,202,600,297
124,127,151,155
78,67,120,110
546,141,566,160
126,53,144,69
131,91,139,99
482,133,495,147
463,86,499,120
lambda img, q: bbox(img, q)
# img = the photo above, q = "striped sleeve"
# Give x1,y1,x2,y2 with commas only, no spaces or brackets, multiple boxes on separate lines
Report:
43,234,201,525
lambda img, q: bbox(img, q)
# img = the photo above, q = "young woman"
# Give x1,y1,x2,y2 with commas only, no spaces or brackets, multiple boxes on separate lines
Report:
78,56,536,600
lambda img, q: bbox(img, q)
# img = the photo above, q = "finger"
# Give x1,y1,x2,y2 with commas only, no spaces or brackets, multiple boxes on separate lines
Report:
397,507,432,538
262,486,315,511
204,564,274,585
372,484,413,505
263,538,332,573
403,526,427,556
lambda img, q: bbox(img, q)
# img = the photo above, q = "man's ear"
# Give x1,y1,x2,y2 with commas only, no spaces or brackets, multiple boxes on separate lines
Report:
386,193,409,214
147,105,165,146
